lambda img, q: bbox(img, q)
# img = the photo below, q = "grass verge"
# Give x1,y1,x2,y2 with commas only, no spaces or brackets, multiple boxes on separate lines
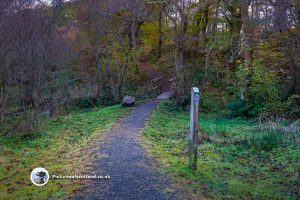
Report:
142,100,299,199
0,105,130,200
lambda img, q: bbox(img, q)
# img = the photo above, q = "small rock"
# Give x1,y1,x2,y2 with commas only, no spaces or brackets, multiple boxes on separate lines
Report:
122,96,135,107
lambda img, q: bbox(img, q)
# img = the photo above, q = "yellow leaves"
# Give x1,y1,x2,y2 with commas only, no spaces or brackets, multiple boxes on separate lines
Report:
140,22,160,47
254,40,287,69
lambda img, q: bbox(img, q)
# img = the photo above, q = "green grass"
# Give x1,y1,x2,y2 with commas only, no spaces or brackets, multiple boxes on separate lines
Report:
0,105,130,200
142,100,300,199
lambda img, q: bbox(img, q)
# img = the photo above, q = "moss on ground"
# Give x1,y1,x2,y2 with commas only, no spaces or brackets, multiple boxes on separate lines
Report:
143,100,300,199
0,105,130,200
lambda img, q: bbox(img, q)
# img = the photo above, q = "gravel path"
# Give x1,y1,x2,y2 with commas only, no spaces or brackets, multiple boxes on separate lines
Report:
76,100,177,199
75,56,177,199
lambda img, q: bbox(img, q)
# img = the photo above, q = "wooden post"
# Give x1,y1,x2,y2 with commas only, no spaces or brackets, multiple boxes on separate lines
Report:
189,87,200,170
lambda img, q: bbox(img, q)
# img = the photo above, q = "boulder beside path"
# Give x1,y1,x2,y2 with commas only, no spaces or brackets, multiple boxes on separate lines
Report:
122,96,136,107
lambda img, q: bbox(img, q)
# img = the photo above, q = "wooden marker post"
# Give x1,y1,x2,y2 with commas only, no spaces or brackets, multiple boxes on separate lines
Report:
189,87,200,170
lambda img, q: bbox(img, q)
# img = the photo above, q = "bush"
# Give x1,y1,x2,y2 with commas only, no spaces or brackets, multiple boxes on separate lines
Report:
287,95,300,118
98,87,115,105
80,97,100,108
64,96,101,111
201,90,227,113
226,99,250,118
236,59,279,116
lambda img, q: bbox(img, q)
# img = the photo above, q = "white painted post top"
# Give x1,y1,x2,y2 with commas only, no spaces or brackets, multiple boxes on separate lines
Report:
192,87,199,93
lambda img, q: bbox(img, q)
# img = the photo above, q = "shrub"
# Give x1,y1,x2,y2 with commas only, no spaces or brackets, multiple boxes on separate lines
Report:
200,91,227,113
98,87,115,105
236,59,279,116
226,99,250,118
80,97,100,108
65,96,101,111
287,95,300,118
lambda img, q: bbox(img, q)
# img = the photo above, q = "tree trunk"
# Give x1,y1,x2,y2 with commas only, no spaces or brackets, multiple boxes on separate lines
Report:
229,22,242,71
174,19,188,106
50,88,59,118
169,5,189,107
156,9,163,59
0,77,6,122
226,3,242,71
105,47,117,101
241,0,253,65
94,29,103,96
104,20,117,102
284,39,300,95
202,40,215,86
131,21,137,59
174,37,185,106
202,4,218,86
201,6,209,42
273,0,288,33
273,0,299,94
119,55,129,99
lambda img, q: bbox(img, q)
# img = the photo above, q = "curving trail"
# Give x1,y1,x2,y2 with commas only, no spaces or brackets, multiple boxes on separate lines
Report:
139,55,171,93
75,57,177,199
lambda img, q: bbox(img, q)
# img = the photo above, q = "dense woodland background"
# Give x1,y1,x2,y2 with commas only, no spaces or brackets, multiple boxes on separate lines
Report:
0,0,299,134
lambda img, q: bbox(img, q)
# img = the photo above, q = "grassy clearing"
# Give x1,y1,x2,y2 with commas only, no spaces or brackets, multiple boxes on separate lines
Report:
142,100,299,199
0,105,130,200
